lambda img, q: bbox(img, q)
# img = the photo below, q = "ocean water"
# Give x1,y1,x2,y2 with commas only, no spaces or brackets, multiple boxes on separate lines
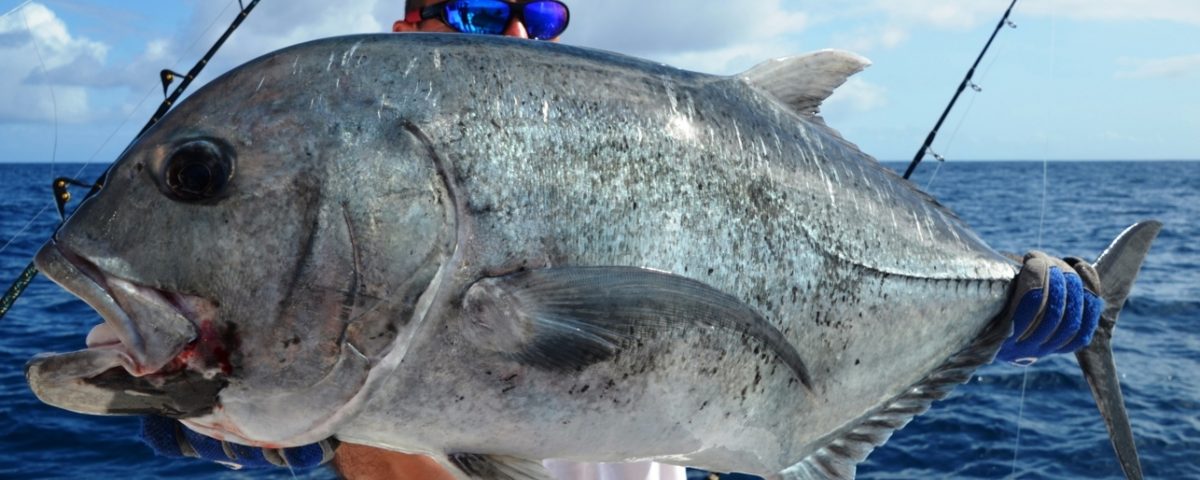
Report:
1,161,1196,479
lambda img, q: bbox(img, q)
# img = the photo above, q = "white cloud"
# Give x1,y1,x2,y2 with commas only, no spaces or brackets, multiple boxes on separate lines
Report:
188,0,389,65
0,2,107,123
863,1,996,31
859,0,1200,30
30,1,390,91
825,77,887,112
655,41,803,76
566,0,809,58
829,25,908,53
811,0,1200,55
103,1,390,90
1116,54,1200,79
8,0,1199,135
1019,0,1200,26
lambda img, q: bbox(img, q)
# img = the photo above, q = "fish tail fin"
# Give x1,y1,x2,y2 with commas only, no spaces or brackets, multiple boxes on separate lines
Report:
1076,220,1162,480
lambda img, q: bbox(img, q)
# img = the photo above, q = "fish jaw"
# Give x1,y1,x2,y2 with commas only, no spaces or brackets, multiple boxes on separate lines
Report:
25,241,228,417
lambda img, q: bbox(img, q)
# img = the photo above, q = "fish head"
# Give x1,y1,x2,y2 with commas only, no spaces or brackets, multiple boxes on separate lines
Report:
26,36,455,446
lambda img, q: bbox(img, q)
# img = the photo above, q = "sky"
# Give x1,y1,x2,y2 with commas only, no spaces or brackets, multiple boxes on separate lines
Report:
0,0,1197,165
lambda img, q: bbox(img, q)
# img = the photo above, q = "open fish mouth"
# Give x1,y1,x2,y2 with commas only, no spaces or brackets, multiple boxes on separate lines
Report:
25,242,228,418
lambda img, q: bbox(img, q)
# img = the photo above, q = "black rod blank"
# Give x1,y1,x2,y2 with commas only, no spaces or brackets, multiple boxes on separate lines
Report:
902,0,1018,180
0,0,263,321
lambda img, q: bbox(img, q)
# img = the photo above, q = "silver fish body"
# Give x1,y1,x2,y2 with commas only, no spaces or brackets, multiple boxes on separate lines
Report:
28,34,1025,477
320,36,1019,472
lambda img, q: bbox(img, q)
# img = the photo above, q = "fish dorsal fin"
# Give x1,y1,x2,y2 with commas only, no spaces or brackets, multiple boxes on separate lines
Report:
739,49,871,119
779,310,1011,480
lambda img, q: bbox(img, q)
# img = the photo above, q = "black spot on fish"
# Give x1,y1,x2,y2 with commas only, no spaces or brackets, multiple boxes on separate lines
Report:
502,373,518,382
501,385,515,394
579,384,589,393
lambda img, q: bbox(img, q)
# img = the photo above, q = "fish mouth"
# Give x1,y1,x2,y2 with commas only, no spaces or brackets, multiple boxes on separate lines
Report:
25,242,228,418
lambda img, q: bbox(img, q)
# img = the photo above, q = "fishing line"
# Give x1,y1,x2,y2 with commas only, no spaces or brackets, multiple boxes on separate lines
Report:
0,0,240,260
903,0,1019,180
20,3,58,181
0,205,52,256
1009,366,1030,478
921,40,1008,190
0,0,33,18
0,3,59,270
66,0,242,179
0,0,262,320
1010,11,1057,478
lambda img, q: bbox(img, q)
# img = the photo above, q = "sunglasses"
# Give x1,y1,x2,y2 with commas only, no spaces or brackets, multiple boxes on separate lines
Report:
403,0,570,40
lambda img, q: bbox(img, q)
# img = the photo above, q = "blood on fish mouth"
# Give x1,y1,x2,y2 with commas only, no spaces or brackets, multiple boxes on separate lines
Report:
25,241,233,418
63,246,234,376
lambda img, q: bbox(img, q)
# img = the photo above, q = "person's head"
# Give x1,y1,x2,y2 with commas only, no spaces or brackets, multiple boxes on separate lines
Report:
392,0,569,41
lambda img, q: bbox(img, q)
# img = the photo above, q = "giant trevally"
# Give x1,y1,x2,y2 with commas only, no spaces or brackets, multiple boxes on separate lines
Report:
24,34,1156,479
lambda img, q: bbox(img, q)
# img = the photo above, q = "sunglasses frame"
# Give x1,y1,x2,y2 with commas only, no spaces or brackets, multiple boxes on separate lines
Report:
405,0,570,40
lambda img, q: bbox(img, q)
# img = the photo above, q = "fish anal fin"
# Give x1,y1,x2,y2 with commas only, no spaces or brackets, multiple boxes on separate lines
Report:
460,266,811,389
448,453,553,480
779,304,1011,480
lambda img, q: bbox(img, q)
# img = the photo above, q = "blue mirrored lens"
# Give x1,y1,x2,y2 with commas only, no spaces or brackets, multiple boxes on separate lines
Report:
445,0,511,35
523,1,568,40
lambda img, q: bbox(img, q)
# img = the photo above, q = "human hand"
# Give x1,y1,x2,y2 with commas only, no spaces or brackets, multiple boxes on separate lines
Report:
996,251,1104,364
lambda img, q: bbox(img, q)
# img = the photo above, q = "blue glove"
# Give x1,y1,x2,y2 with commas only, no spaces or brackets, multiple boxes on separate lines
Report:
996,252,1104,364
140,416,337,469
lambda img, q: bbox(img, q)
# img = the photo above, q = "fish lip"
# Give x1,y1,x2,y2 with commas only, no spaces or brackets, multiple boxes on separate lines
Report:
25,350,227,418
28,241,229,417
32,241,199,377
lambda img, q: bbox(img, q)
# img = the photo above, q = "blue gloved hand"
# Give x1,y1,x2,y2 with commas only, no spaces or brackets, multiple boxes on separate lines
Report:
140,416,337,469
996,252,1104,364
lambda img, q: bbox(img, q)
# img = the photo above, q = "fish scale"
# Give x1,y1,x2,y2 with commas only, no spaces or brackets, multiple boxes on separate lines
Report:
328,36,1014,473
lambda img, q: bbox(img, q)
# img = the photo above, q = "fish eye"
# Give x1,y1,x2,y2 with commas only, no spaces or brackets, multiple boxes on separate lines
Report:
160,139,235,203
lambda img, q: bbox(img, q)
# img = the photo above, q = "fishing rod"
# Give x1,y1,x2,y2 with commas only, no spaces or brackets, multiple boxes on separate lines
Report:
0,0,262,321
902,0,1018,180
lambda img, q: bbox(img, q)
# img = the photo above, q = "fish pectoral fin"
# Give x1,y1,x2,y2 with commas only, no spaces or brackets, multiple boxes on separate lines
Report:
447,453,553,480
460,266,811,387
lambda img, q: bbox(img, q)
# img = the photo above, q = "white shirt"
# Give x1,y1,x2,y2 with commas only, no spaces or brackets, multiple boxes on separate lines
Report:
543,460,689,480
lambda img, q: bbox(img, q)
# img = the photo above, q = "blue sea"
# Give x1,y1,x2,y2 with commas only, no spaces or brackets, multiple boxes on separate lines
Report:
1,161,1196,479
